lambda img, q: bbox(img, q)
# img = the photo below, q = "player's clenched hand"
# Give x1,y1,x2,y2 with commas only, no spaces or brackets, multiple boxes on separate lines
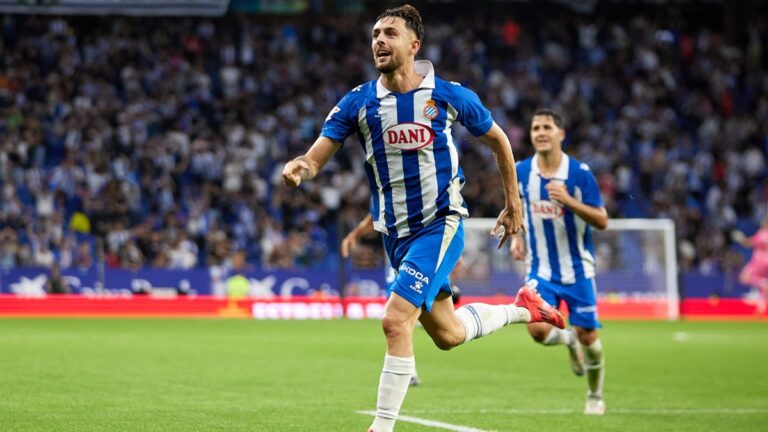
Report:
282,158,310,187
490,202,525,249
730,230,747,243
510,235,526,260
545,181,572,206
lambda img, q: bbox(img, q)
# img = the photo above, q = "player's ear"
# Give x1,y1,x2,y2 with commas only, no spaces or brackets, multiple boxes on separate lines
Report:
410,38,421,56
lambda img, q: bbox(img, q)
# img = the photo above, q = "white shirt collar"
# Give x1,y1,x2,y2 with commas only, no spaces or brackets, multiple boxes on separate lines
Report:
376,60,436,98
531,152,570,181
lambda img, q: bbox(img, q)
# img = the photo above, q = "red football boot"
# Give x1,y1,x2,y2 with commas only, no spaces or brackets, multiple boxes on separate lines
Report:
514,285,566,329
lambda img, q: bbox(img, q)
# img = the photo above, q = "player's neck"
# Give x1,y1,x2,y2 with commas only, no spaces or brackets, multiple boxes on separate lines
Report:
380,62,424,93
536,150,563,178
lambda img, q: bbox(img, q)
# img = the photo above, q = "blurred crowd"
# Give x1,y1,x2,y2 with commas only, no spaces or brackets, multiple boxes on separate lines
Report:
0,5,766,274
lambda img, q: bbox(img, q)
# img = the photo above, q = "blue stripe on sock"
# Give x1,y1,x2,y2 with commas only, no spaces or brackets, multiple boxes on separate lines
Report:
465,305,483,339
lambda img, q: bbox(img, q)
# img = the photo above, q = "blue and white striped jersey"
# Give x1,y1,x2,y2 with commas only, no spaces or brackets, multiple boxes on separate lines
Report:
321,61,493,238
516,153,604,284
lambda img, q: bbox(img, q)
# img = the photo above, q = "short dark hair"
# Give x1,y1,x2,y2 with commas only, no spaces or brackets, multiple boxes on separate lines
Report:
532,108,566,129
377,4,424,42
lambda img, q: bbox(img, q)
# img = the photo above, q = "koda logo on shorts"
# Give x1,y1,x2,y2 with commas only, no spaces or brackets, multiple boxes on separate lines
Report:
383,123,435,151
530,200,565,219
399,264,430,294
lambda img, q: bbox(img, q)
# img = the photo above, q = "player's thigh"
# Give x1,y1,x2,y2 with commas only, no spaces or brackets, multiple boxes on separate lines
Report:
418,292,465,349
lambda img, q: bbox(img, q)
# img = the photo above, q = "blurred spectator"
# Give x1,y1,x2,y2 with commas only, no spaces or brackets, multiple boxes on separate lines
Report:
227,249,255,272
0,6,765,276
0,229,17,269
73,241,93,270
45,262,69,294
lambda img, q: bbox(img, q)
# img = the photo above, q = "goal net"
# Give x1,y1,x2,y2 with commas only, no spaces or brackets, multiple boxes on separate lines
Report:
459,218,679,320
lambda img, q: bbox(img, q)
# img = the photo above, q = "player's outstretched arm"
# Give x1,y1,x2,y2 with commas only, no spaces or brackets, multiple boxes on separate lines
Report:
342,214,375,258
478,122,525,248
545,181,608,230
731,230,752,248
282,136,341,187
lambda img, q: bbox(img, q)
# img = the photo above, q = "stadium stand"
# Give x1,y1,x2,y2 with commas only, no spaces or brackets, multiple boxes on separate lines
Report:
0,3,766,278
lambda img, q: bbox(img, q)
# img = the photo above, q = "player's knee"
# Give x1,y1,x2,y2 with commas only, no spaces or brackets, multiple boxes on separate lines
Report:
381,316,409,340
576,328,598,346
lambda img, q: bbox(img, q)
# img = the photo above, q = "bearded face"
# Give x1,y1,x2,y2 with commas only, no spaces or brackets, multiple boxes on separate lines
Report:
371,17,418,74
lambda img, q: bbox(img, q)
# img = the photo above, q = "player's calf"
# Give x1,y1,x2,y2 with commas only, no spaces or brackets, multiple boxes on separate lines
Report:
428,327,464,351
582,338,605,414
566,331,586,377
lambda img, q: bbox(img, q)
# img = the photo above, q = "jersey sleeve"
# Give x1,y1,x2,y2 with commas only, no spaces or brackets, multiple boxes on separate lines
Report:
450,84,493,137
320,90,360,144
577,163,604,208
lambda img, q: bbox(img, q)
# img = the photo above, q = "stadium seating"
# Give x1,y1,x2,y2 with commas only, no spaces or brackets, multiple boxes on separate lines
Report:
0,7,765,277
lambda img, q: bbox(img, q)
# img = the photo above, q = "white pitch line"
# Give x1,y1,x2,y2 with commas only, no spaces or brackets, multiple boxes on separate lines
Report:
400,408,768,415
602,408,768,415
356,410,494,432
672,332,765,343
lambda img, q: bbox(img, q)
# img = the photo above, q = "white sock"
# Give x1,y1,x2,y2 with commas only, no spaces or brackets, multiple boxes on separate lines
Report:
455,303,531,343
583,339,605,398
542,327,574,346
369,354,415,432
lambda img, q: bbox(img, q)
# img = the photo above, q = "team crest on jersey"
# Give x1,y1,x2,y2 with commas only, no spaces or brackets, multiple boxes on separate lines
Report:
422,100,439,120
530,200,565,219
383,122,435,151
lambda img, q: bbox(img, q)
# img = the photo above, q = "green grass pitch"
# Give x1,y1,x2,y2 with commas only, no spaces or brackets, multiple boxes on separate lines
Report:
1,318,766,431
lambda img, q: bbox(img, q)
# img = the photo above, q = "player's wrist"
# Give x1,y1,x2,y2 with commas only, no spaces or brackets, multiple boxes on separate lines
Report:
292,156,317,180
556,195,574,208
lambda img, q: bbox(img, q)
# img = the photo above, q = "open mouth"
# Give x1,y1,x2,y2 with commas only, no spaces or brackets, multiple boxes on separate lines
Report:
376,50,391,61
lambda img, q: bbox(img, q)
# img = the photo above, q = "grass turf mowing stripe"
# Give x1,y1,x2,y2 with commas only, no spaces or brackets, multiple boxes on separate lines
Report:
2,319,767,431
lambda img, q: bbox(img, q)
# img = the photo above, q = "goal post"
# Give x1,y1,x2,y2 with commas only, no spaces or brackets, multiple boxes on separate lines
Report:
460,218,679,320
